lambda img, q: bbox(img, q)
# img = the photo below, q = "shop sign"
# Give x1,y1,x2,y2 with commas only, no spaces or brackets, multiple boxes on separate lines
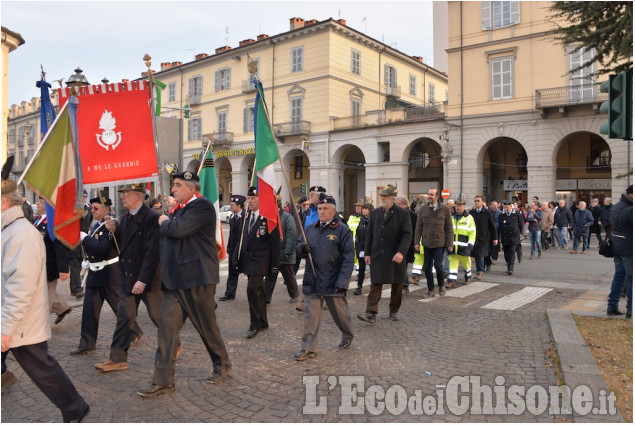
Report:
577,179,611,190
215,147,256,158
503,180,527,190
555,179,577,190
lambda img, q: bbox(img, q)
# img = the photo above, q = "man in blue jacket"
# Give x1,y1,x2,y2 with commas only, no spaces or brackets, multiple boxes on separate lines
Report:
571,201,594,254
295,194,354,361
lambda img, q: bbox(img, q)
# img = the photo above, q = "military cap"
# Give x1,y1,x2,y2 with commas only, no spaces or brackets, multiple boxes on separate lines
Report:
309,185,326,193
172,170,199,182
318,193,336,206
379,184,397,196
117,183,146,193
247,186,258,197
502,200,512,205
353,199,364,206
1,156,17,195
90,196,112,207
298,195,309,204
230,194,246,205
454,197,467,205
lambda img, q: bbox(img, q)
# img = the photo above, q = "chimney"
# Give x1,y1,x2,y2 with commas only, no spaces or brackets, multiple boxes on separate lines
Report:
412,56,423,63
195,53,209,60
239,38,256,47
140,70,156,77
122,78,130,83
161,62,173,70
171,61,182,67
305,19,318,25
215,45,231,54
290,17,305,30
257,34,269,40
336,19,347,26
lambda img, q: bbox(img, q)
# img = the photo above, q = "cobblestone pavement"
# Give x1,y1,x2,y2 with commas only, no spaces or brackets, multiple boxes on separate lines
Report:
1,239,624,422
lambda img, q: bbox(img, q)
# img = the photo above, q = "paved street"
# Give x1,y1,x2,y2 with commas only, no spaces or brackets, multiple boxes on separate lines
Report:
1,235,626,422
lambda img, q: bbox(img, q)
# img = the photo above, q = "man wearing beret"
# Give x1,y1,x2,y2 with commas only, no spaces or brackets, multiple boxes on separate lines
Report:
295,194,354,360
499,200,523,275
96,183,177,372
305,186,326,229
234,186,281,338
138,171,231,397
358,184,413,323
70,196,141,355
220,194,246,301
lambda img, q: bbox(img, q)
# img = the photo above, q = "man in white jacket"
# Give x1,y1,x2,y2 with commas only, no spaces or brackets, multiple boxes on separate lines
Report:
1,175,89,423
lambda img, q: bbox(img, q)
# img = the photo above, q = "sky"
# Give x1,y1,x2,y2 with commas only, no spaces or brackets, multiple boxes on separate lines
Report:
2,0,436,106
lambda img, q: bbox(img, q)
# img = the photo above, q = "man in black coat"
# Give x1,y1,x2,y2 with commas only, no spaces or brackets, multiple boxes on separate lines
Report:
589,198,603,247
96,183,178,372
70,196,141,355
220,195,246,301
358,185,412,323
234,186,281,338
469,196,497,280
396,196,417,293
138,171,231,398
499,200,523,275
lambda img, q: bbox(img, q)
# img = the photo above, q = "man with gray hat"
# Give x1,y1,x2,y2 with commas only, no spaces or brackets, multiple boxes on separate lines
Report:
358,184,412,322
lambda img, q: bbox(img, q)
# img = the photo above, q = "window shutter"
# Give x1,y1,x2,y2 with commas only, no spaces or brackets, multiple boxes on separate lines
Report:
188,78,194,96
226,68,231,88
511,1,520,24
243,108,248,133
482,1,491,30
188,119,193,141
215,71,220,92
384,64,389,85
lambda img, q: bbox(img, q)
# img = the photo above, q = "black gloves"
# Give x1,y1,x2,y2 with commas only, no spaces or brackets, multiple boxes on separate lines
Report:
270,267,279,276
231,256,239,269
301,243,311,254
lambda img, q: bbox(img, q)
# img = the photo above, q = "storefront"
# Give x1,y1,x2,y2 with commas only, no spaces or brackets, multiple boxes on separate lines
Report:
556,178,611,204
503,180,528,204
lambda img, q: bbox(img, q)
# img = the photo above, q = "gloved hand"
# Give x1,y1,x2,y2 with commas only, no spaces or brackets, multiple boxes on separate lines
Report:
335,288,347,295
270,267,279,276
80,231,88,241
81,260,90,270
465,243,474,256
231,256,239,269
301,243,311,255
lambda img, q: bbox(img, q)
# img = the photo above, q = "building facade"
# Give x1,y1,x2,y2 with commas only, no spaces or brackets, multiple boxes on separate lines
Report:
2,26,25,165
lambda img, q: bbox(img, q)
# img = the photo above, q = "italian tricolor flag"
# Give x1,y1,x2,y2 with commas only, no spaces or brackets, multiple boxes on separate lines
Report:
253,81,281,234
23,100,83,248
199,148,227,261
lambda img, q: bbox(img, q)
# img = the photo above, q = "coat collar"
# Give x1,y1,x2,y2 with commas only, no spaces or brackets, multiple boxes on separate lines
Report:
1,206,24,231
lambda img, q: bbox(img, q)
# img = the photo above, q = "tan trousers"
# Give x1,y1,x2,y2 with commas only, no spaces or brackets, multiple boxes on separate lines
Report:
48,279,70,315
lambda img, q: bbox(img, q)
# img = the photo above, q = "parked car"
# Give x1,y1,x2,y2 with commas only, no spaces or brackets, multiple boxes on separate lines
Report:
219,205,232,223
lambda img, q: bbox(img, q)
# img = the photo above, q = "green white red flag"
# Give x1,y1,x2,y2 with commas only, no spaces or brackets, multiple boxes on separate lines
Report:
200,148,227,261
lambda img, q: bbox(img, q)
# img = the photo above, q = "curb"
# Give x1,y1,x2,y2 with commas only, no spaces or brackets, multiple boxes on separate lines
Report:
547,309,624,422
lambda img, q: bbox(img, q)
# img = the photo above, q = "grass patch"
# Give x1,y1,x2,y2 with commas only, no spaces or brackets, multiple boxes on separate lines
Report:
574,315,633,423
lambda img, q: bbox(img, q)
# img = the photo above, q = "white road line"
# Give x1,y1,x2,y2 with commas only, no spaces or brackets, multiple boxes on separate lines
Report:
481,286,553,311
417,281,499,303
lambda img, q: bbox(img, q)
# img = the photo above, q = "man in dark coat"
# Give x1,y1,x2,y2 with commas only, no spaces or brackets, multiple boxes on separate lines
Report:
589,198,603,247
70,196,141,355
358,185,412,323
470,196,497,280
234,186,281,338
138,171,231,398
265,200,298,304
395,196,417,293
499,200,523,275
294,194,354,361
220,195,246,301
96,183,179,372
606,185,633,318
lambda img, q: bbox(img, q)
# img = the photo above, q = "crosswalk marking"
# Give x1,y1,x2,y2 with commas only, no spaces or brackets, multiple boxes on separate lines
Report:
417,281,499,303
481,286,552,311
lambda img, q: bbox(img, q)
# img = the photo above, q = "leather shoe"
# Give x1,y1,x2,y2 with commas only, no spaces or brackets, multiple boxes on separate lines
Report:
176,344,184,359
94,360,128,372
357,312,376,323
464,278,472,285
207,365,232,384
439,286,447,296
70,348,95,356
353,288,362,295
246,328,260,339
130,332,143,346
72,291,84,299
295,350,317,361
627,312,632,319
137,384,175,398
388,312,400,321
219,296,234,301
338,340,352,349
507,270,513,275
69,405,90,423
607,309,625,316
55,307,72,325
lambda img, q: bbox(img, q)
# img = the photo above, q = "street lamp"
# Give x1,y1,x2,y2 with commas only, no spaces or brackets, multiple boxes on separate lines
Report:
66,66,90,95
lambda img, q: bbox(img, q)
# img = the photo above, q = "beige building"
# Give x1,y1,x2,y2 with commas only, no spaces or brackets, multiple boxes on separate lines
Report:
2,26,25,165
154,17,448,213
444,1,631,205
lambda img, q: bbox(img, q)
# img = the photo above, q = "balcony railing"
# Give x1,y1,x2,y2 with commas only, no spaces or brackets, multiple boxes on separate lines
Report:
332,103,446,131
385,85,401,98
202,132,233,147
186,94,201,105
242,79,257,93
332,115,368,131
404,103,445,121
273,121,311,138
535,84,607,108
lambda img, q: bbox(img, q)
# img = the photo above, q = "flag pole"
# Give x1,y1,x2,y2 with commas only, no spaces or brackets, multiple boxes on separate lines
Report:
143,54,165,197
252,76,316,276
197,131,216,175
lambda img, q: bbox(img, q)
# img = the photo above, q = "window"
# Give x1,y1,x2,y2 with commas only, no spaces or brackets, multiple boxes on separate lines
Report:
215,67,231,91
188,76,202,96
187,117,201,141
8,128,15,144
168,82,176,102
217,111,227,135
569,47,596,102
291,47,304,73
291,97,303,132
428,83,435,105
409,74,416,96
445,89,449,102
243,105,255,133
351,98,362,126
482,1,520,30
18,127,24,147
384,64,397,87
490,57,513,100
351,49,361,75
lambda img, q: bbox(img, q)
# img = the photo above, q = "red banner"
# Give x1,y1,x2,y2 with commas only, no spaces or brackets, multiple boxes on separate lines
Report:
58,81,158,187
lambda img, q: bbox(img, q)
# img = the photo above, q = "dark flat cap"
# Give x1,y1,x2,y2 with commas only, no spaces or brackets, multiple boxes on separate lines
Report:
502,200,512,205
90,196,112,207
298,195,309,204
309,186,326,193
172,171,199,182
230,195,246,204
318,193,336,206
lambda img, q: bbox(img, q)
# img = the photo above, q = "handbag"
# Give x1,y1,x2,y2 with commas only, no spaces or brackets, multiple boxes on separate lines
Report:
599,239,613,258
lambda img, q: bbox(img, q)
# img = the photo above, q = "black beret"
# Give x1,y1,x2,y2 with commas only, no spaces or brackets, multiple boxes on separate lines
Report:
172,171,199,182
230,195,246,204
309,186,326,193
298,195,309,204
627,185,633,195
90,196,112,207
247,186,258,197
318,193,336,206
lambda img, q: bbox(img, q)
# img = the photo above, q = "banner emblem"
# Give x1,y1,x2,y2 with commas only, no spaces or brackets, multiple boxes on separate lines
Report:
96,110,122,151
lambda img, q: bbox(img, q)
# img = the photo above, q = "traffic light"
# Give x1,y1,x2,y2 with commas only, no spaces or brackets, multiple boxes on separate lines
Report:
183,105,190,119
599,69,632,140
300,183,307,194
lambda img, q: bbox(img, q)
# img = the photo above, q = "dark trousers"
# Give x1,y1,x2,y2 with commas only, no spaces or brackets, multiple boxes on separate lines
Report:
109,289,164,362
265,264,298,302
423,247,445,290
503,243,518,271
589,226,602,246
68,257,82,294
294,255,303,274
516,243,523,260
152,285,231,386
247,274,268,331
357,259,367,288
9,342,88,422
302,293,353,352
78,282,142,351
366,282,403,314
224,266,239,298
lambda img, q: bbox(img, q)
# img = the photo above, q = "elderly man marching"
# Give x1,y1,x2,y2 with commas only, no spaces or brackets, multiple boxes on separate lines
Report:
295,193,354,361
447,198,477,287
358,184,413,323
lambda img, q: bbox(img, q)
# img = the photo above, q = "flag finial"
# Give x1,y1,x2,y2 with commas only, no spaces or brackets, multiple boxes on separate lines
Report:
247,53,258,75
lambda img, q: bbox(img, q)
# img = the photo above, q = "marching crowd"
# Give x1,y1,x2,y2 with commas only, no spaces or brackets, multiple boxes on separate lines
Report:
2,159,632,421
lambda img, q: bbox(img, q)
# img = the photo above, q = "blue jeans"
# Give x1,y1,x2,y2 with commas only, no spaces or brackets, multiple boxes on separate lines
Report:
423,247,446,290
473,256,485,272
572,230,589,251
530,229,542,255
558,227,569,247
607,255,633,313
